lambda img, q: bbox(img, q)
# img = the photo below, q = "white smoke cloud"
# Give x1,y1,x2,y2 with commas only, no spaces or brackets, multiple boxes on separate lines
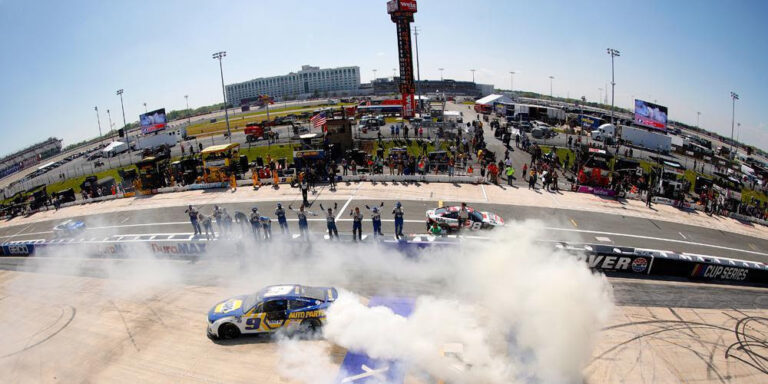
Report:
5,214,612,384
277,220,614,384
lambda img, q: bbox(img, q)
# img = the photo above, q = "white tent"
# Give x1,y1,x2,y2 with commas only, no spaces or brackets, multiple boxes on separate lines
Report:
475,94,513,106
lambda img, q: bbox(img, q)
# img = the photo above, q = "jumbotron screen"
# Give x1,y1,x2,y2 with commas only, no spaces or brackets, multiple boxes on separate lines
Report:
140,108,167,134
634,99,668,131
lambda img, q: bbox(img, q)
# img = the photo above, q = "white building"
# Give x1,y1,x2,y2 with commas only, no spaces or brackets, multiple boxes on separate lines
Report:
226,65,360,106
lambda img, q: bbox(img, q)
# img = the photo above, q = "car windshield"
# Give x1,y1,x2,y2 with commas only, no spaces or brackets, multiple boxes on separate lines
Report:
242,294,261,312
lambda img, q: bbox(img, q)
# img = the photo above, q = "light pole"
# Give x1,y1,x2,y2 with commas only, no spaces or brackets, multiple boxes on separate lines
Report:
598,88,603,104
730,91,739,156
106,109,114,140
212,51,232,143
185,95,191,127
548,76,554,99
509,71,515,92
438,68,444,81
737,122,741,142
143,102,147,113
470,69,476,83
94,106,103,142
696,111,701,128
116,89,131,156
413,26,422,114
372,69,377,81
606,48,620,124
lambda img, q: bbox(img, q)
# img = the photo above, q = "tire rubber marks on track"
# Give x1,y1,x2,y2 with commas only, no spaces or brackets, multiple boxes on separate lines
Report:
109,300,140,352
0,305,76,358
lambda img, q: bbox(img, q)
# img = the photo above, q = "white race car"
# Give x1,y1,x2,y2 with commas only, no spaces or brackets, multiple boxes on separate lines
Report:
426,205,504,231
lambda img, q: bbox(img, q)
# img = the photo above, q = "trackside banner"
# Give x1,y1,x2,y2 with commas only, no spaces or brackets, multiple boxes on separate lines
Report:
4,237,768,287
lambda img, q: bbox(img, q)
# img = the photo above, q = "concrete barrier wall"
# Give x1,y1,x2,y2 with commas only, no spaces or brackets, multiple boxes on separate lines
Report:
4,235,768,287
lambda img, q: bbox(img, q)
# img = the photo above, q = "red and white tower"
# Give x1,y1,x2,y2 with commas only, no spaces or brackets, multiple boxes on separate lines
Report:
387,0,417,118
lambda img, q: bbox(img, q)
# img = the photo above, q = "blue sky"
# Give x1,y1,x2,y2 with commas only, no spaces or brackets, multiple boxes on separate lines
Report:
1,0,766,155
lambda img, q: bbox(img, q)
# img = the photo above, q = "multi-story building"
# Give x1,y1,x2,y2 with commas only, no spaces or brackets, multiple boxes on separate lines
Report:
226,65,360,106
0,137,62,179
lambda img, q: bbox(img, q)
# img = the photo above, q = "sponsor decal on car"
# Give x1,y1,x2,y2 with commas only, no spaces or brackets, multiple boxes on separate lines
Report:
214,299,242,314
288,310,324,319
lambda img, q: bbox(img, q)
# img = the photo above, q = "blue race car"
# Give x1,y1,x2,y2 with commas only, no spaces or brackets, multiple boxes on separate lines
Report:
207,284,338,339
52,219,86,238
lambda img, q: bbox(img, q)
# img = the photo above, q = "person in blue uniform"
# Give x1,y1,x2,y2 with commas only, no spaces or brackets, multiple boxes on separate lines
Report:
365,202,385,238
350,207,363,241
274,203,288,234
319,203,339,240
289,204,315,240
392,202,405,239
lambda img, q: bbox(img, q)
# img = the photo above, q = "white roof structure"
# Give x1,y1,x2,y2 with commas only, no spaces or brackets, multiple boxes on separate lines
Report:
102,141,127,153
475,94,513,106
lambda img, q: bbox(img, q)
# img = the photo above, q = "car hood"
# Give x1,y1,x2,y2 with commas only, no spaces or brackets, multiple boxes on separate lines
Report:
208,296,246,323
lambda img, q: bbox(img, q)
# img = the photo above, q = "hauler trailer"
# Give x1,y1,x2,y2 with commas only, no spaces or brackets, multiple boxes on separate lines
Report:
621,125,671,153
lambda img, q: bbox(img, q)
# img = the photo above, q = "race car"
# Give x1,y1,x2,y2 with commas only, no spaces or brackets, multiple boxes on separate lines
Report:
207,284,338,340
52,219,86,238
425,205,504,232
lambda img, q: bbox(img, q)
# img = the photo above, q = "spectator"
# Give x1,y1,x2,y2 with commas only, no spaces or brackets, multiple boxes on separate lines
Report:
506,165,516,185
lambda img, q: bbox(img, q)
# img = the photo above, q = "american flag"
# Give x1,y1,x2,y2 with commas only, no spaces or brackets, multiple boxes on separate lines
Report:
310,112,327,129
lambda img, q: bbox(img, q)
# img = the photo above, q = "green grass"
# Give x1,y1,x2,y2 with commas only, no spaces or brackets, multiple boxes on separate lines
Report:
373,139,447,157
637,160,655,174
461,101,475,105
186,103,355,137
742,189,768,205
46,167,132,195
540,146,575,169
240,144,298,164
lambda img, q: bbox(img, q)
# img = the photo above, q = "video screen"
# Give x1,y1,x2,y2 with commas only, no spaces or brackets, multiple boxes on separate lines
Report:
634,99,668,131
140,108,167,134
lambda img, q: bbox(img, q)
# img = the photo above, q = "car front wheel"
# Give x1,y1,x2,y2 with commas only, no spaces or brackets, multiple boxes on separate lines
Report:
218,323,241,339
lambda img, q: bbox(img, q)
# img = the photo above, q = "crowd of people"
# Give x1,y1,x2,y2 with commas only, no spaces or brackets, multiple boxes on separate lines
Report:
184,201,408,242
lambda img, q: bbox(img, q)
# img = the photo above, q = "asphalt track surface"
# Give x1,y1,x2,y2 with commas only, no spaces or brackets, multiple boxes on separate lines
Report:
2,199,767,262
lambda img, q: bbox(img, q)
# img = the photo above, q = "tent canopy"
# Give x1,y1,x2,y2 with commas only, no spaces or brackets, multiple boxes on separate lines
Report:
475,94,513,106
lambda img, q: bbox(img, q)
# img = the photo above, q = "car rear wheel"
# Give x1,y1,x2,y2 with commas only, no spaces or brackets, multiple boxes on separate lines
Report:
299,319,321,337
219,323,240,339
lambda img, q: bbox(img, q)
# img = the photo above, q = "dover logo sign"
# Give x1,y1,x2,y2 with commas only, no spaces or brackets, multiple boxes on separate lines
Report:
578,254,651,274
